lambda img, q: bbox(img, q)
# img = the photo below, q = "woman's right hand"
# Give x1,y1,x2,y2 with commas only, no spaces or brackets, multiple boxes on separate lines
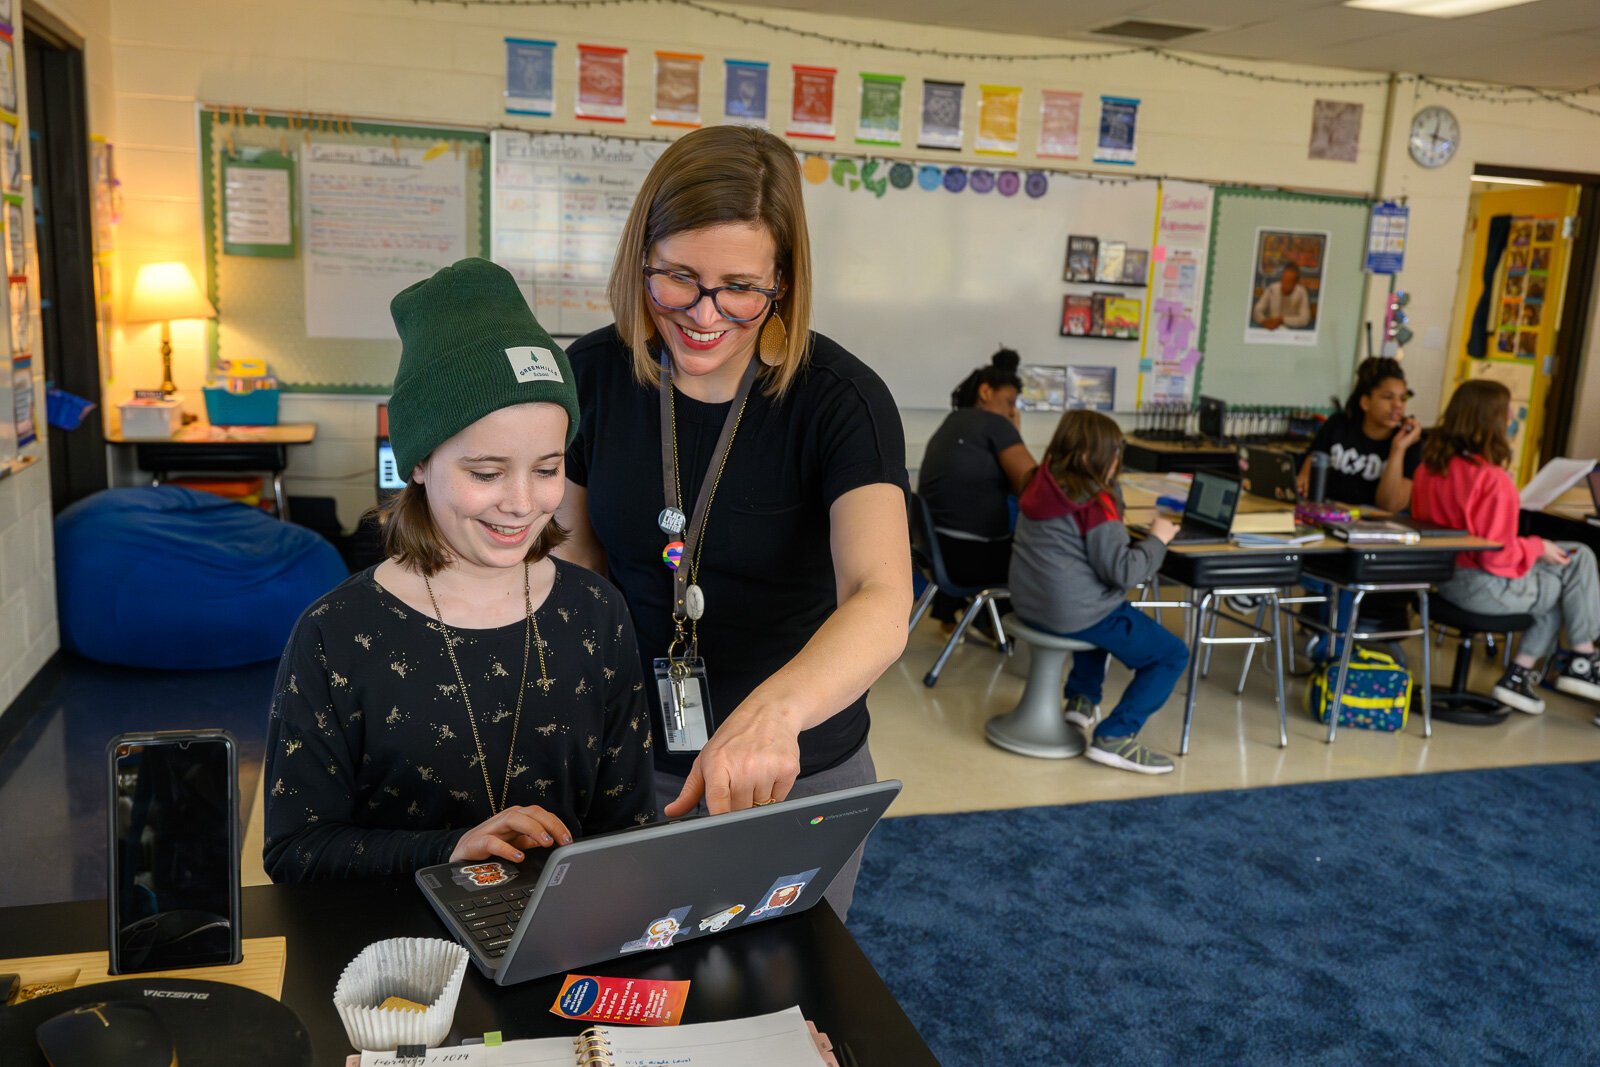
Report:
1149,516,1181,544
449,805,573,863
1541,540,1572,567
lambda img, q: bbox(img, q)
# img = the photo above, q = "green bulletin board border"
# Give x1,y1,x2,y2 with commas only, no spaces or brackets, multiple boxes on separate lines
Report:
198,108,491,393
1195,185,1375,407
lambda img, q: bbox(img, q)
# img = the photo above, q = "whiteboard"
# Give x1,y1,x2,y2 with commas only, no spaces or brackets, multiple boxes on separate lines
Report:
489,131,1159,410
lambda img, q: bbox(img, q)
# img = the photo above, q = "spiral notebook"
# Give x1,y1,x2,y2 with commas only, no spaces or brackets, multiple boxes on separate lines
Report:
355,1005,826,1065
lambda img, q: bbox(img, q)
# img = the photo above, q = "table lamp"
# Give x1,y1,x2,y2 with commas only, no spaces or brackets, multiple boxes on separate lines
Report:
126,262,216,397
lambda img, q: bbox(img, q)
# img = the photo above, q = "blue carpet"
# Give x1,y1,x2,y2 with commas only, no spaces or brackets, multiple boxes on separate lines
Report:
851,764,1600,1066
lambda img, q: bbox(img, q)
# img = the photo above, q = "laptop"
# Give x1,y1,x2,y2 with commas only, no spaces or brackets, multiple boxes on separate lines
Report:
1240,446,1298,503
416,781,901,985
376,437,405,503
1132,468,1241,545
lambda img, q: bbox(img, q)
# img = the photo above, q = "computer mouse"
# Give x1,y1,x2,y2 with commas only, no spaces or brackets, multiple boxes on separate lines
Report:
36,1000,177,1067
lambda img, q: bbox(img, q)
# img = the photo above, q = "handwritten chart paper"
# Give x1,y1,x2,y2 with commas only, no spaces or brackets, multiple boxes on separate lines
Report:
302,143,467,339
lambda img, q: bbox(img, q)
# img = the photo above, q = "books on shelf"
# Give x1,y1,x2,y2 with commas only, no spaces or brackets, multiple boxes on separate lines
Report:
1096,241,1126,283
1060,292,1143,340
1064,235,1098,282
1121,248,1149,285
1101,296,1142,339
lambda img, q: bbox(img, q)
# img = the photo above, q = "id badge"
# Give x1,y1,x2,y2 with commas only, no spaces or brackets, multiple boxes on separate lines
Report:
652,657,715,753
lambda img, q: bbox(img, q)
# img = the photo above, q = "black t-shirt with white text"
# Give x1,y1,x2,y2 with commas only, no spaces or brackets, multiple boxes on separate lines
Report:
566,327,908,778
1308,411,1421,506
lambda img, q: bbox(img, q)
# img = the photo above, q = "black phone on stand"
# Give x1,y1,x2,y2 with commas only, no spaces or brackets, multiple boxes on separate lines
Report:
106,730,242,973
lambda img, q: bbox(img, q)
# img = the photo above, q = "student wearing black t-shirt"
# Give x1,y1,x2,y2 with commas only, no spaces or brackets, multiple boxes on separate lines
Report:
555,126,911,919
1298,357,1422,510
917,348,1038,628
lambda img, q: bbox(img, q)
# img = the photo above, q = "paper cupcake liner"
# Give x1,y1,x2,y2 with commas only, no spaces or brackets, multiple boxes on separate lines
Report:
333,937,469,1051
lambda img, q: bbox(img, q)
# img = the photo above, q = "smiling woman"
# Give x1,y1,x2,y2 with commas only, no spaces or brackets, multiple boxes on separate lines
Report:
263,258,657,884
555,125,912,920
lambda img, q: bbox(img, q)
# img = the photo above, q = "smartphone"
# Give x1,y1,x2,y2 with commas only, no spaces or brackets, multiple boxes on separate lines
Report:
107,730,242,974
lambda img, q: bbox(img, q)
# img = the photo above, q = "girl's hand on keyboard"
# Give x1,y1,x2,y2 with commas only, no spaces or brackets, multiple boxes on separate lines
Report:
450,805,573,863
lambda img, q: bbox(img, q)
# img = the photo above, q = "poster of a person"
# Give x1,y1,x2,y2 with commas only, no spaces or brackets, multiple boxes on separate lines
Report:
1245,228,1327,346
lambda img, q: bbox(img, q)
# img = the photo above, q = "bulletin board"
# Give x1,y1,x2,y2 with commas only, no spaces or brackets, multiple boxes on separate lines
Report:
1195,187,1371,409
199,109,490,392
488,130,1160,411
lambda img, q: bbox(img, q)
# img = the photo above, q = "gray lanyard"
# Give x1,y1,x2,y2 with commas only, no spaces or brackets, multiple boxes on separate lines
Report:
658,350,760,642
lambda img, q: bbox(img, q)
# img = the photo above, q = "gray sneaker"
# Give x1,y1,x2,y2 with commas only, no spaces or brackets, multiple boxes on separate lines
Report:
1064,694,1099,729
1087,734,1175,775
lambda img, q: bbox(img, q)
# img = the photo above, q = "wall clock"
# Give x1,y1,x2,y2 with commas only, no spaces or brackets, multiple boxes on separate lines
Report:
1409,106,1460,168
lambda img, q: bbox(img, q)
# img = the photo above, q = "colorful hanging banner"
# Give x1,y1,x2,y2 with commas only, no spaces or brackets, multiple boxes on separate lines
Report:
856,73,904,147
576,44,627,123
12,353,31,449
918,80,964,150
976,84,1021,156
1095,96,1140,165
504,38,555,117
653,51,703,128
1138,180,1215,406
1038,90,1082,160
724,60,769,127
789,66,837,139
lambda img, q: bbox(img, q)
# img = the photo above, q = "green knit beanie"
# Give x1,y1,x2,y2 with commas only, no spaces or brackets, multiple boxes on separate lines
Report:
388,258,579,476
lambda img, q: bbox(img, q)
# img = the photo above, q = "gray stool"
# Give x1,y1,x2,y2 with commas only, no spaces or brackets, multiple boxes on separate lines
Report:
985,618,1093,759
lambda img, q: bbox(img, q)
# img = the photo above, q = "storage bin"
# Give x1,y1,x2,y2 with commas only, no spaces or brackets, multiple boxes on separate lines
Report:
118,397,184,438
204,386,280,426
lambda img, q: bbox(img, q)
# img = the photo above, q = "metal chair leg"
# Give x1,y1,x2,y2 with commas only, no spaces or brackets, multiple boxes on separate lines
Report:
1324,589,1368,744
1201,608,1221,678
1419,591,1433,739
1269,591,1288,748
909,583,936,630
1180,591,1214,756
987,596,1010,654
924,595,988,687
1236,599,1269,694
1503,631,1514,668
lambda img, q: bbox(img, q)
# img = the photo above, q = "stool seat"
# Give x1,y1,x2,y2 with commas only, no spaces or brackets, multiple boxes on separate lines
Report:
1429,597,1534,634
985,617,1091,759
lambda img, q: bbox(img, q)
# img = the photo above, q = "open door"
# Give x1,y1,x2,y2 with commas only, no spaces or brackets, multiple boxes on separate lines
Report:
1445,180,1580,485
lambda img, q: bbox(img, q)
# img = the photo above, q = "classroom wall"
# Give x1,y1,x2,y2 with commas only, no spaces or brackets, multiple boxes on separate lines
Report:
100,0,1600,525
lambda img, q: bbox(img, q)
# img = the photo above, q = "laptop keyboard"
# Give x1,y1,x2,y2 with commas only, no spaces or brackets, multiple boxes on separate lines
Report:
448,887,536,958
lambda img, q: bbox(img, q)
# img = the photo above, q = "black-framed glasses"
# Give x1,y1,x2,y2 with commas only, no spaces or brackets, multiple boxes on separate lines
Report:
643,265,780,324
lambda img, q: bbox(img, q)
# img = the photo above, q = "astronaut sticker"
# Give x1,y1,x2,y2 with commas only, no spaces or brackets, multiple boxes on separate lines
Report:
620,906,692,953
452,861,518,890
697,904,745,933
744,869,820,923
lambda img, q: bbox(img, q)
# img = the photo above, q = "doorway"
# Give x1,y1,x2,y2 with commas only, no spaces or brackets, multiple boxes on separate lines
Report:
23,15,106,511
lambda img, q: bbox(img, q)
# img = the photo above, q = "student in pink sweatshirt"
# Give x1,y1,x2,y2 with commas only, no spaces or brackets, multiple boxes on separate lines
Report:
1411,378,1600,722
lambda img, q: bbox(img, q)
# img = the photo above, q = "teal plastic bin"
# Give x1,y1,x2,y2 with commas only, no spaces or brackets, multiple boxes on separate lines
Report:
204,387,280,426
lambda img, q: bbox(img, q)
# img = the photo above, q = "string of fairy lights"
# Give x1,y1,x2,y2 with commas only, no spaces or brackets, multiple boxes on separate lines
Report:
406,0,1600,106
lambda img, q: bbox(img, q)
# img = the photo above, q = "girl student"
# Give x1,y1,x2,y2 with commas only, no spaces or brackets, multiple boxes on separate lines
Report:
1411,378,1600,722
1297,356,1423,511
916,347,1039,632
264,259,656,882
1009,410,1188,774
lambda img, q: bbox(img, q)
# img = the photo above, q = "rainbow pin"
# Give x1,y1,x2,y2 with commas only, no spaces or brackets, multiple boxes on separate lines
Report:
661,541,685,570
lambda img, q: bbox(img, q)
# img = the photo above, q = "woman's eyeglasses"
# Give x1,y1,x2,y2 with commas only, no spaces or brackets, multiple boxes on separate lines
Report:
643,265,780,324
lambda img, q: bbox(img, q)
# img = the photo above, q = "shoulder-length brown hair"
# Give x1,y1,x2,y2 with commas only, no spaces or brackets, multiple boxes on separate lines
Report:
1421,378,1512,475
608,125,813,398
373,483,567,578
1044,410,1125,502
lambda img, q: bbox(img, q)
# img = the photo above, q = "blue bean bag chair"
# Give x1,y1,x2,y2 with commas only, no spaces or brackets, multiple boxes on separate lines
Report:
55,487,349,669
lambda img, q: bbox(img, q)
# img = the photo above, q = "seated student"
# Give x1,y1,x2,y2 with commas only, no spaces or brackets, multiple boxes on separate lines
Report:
1297,356,1422,512
264,259,656,882
1009,410,1187,774
916,347,1038,630
1412,378,1600,721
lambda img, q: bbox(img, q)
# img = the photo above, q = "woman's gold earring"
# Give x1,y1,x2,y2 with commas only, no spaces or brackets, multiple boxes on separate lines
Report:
759,311,788,368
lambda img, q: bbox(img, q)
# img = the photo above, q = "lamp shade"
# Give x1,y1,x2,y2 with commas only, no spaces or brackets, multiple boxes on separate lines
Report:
126,262,216,324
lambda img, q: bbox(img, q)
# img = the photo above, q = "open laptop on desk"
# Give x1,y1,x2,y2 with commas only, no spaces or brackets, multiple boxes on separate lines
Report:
1130,468,1241,546
1240,446,1298,503
416,781,901,985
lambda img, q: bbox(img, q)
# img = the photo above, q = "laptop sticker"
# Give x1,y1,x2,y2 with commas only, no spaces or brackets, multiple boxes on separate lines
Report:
453,861,518,889
697,904,745,932
620,906,692,953
744,869,820,923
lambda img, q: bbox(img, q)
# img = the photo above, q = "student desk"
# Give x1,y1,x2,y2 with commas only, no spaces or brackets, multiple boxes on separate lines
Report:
106,422,317,521
1121,435,1239,474
0,879,936,1065
1525,483,1600,555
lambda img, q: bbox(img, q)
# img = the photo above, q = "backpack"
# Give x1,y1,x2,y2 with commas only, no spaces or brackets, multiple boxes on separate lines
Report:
1304,646,1413,732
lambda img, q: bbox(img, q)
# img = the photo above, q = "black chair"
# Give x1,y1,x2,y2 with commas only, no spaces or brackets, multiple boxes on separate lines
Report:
907,492,1010,687
1426,597,1533,725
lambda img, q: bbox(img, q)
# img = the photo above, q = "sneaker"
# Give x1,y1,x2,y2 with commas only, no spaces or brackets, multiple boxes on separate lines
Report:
1554,653,1600,702
1492,665,1546,715
1063,694,1099,729
1086,734,1175,775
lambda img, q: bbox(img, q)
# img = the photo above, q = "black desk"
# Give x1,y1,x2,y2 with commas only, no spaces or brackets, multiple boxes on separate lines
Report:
0,880,936,1065
107,422,317,520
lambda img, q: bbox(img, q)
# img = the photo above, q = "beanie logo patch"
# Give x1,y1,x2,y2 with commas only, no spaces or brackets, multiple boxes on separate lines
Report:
505,346,564,385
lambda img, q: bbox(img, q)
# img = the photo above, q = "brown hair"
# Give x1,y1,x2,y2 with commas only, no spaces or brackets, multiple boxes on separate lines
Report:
1044,410,1124,502
374,483,568,578
1421,378,1513,475
608,125,813,397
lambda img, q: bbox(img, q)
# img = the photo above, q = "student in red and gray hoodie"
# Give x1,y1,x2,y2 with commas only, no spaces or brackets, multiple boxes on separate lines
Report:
1412,378,1600,722
1009,411,1187,774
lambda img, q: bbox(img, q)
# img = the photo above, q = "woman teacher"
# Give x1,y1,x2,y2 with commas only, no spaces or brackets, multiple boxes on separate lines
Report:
556,125,911,917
